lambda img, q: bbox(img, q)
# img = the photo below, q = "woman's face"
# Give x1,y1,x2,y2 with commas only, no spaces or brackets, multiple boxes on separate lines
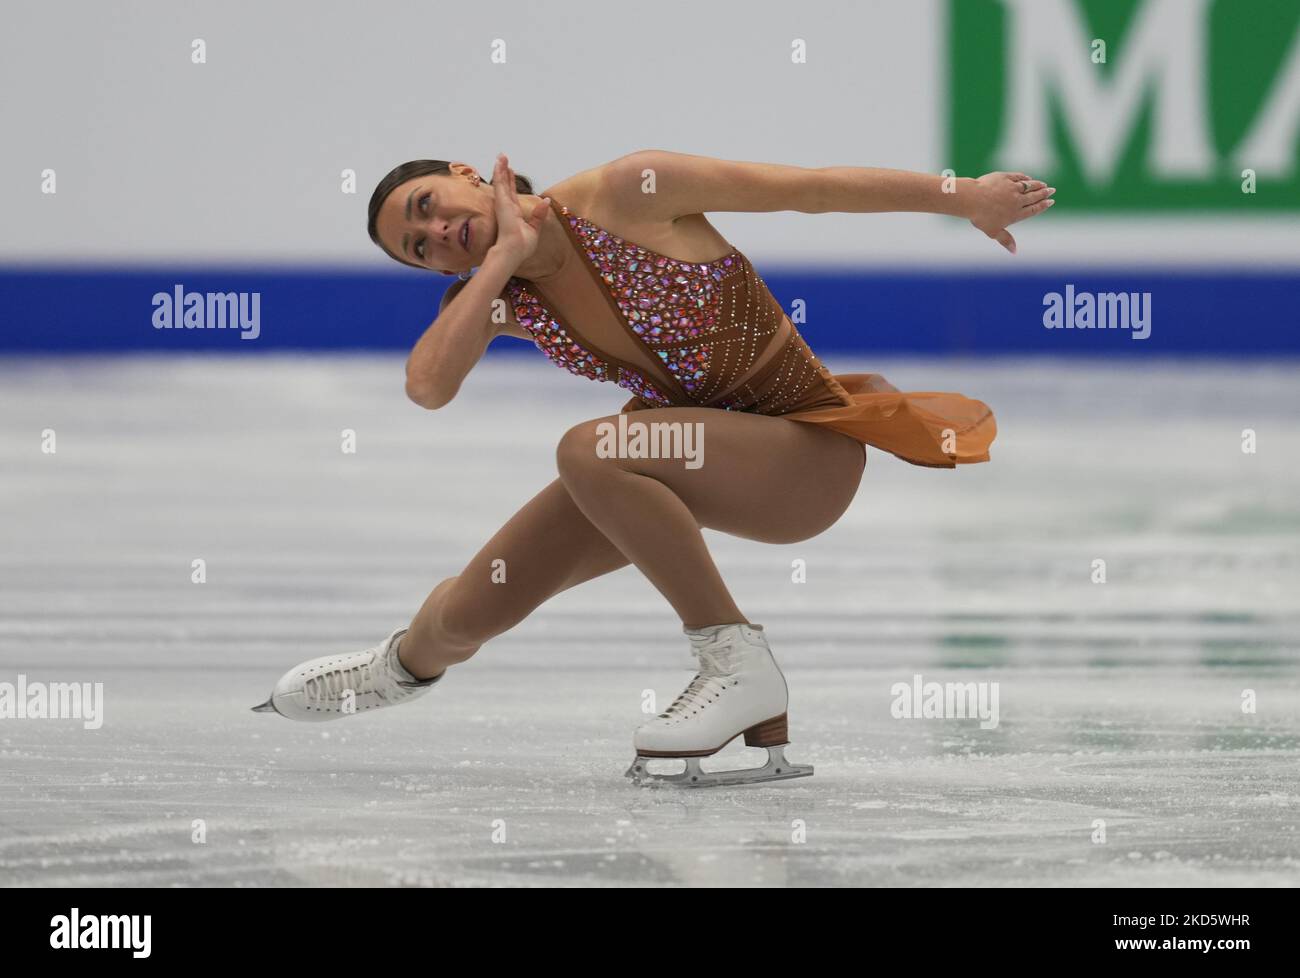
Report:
374,164,494,273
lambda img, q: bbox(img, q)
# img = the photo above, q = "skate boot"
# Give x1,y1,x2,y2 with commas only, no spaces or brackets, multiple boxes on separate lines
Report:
251,627,442,722
625,622,813,787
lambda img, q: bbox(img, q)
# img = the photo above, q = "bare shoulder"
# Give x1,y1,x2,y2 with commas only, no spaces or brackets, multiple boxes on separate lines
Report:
542,153,735,264
544,154,668,230
537,163,605,213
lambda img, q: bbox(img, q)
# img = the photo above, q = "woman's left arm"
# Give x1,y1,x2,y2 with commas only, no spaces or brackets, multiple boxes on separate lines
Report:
612,150,1056,254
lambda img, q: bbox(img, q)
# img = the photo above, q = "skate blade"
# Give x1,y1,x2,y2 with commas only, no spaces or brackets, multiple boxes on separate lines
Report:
250,698,282,715
625,746,813,788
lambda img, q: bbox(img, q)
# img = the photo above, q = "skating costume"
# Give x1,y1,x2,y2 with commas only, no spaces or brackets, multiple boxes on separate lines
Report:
502,196,996,468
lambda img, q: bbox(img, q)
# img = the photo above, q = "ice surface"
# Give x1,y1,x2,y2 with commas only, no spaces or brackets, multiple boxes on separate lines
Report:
1,354,1297,887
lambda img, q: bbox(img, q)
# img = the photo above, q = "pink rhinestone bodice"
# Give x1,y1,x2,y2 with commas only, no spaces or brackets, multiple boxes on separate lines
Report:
502,198,850,416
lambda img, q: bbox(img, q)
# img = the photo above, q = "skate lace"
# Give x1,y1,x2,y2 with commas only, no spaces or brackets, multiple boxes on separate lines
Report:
659,647,733,718
305,659,379,707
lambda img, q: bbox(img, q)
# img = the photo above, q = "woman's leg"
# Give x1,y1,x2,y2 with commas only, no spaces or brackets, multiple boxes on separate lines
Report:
555,408,866,629
399,409,865,679
399,478,631,679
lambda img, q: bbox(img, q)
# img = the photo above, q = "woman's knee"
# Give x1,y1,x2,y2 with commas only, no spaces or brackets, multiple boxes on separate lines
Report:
555,419,611,484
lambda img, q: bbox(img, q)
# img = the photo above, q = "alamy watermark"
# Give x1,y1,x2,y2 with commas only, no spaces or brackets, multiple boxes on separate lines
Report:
595,414,704,469
1043,285,1151,339
151,284,261,340
50,909,150,958
890,673,1000,730
0,674,104,729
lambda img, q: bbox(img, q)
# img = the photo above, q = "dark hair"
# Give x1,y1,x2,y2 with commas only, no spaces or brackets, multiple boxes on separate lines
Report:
366,159,535,269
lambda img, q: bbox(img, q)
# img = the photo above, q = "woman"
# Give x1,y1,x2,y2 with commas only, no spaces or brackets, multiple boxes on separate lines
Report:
254,151,1053,787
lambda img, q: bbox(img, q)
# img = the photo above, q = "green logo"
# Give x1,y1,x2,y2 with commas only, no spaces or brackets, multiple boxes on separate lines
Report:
949,0,1300,209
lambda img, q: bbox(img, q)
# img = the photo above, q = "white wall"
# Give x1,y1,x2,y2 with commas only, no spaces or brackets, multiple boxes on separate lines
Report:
3,0,1294,268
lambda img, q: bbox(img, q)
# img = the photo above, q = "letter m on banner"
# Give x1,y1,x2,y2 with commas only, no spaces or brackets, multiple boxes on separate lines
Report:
948,0,1300,209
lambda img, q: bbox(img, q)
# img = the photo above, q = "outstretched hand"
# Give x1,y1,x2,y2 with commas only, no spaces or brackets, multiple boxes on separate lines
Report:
968,171,1056,254
490,152,550,264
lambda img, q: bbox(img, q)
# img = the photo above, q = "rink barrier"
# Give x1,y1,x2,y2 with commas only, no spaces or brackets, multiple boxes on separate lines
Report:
1,266,1296,354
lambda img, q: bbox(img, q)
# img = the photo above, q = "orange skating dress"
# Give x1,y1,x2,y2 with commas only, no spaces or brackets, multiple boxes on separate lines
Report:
501,197,996,468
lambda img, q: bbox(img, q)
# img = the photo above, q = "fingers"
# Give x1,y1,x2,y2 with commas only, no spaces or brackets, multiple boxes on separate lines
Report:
989,228,1017,254
528,196,551,227
492,153,522,220
491,157,510,201
1021,186,1056,207
1004,200,1051,230
495,152,520,200
1011,197,1056,222
1006,173,1050,194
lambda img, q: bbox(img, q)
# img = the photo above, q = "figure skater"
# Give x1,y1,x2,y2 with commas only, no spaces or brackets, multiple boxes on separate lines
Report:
254,151,1053,786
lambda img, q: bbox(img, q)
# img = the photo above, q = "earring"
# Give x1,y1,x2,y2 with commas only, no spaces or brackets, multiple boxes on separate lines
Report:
458,270,473,281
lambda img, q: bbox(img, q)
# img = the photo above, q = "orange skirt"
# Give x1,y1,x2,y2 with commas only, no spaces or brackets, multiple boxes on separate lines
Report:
784,372,997,469
620,370,996,470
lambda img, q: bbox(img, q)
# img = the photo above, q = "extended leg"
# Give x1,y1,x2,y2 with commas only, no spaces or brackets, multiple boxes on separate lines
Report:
398,478,631,679
255,476,632,718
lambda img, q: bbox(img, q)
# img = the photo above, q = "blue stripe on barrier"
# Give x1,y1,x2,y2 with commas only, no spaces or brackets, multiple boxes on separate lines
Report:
0,265,1294,354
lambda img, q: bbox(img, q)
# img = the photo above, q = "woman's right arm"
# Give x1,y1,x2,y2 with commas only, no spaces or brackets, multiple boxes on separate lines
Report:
404,152,546,410
403,250,518,409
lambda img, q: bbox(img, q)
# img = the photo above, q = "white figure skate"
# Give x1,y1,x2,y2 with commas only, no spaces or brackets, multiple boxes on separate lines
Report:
625,622,813,788
251,627,442,721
